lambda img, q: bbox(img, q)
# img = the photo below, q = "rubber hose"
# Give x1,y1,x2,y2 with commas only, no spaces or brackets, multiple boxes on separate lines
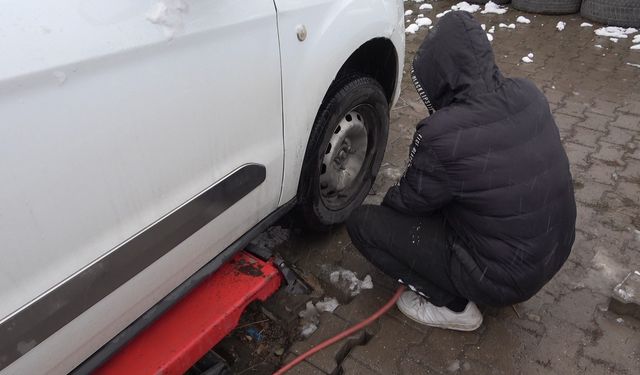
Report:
273,285,407,375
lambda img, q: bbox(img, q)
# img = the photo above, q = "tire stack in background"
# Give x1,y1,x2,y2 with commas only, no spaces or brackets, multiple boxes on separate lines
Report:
507,0,640,27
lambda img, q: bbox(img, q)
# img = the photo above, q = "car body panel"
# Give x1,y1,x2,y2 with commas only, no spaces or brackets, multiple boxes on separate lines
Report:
0,1,282,373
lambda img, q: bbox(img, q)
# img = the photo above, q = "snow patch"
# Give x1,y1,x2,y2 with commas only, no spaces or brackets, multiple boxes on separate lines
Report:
610,38,619,43
499,23,515,29
516,16,530,24
405,23,419,34
486,33,493,42
556,21,566,31
419,3,433,10
481,1,508,15
405,10,413,16
416,17,432,27
594,44,603,48
329,269,373,296
488,26,495,33
436,10,452,18
451,2,480,13
146,0,189,39
581,22,593,27
315,297,340,313
521,56,533,63
594,26,637,39
481,24,486,31
633,34,640,43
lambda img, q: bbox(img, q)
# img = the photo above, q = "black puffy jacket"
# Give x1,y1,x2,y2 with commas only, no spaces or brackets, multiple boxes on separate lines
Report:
384,11,576,305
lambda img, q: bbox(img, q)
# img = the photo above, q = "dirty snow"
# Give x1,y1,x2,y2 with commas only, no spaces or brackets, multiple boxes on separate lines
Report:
481,1,508,15
436,10,452,18
516,16,531,24
300,322,317,338
416,17,432,27
451,2,480,13
419,3,433,10
405,23,419,34
594,26,637,39
488,26,495,33
610,38,619,43
616,317,624,324
329,269,373,296
146,0,189,38
556,21,566,31
486,33,493,42
581,22,593,27
315,297,340,313
447,360,461,372
404,10,413,16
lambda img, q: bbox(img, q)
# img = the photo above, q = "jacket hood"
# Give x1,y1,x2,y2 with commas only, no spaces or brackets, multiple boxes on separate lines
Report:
412,11,504,112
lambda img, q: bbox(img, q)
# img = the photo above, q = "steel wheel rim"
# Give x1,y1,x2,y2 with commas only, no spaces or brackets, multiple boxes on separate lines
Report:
319,110,368,208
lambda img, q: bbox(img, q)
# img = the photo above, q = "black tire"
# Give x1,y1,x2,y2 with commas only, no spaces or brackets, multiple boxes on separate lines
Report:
512,0,581,14
469,0,511,5
298,74,389,230
581,0,640,28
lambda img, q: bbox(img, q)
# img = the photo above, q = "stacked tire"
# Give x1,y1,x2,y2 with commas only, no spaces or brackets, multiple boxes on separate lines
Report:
581,0,640,28
512,0,582,15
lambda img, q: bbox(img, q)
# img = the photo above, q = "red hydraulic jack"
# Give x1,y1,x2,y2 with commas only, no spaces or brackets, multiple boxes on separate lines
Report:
95,247,307,375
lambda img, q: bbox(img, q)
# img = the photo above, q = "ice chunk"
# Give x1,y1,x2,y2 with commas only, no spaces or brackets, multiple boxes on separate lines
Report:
405,10,413,16
508,23,516,29
451,2,480,13
481,1,508,15
581,22,593,27
556,21,566,31
527,52,534,59
300,323,318,338
486,33,493,42
516,16,531,24
419,4,433,10
405,23,419,34
594,44,603,48
416,17,432,27
329,269,374,296
521,56,533,63
315,297,340,313
488,26,495,33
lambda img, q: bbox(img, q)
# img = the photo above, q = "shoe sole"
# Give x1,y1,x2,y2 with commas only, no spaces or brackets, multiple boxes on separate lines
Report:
396,299,483,332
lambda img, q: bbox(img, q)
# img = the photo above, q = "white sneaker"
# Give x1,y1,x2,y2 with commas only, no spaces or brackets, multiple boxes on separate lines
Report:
396,291,483,331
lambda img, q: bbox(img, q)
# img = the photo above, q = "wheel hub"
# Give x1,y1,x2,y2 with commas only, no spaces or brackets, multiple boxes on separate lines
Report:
319,110,368,202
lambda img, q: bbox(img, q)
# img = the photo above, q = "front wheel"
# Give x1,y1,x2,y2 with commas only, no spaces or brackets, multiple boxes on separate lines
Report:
298,74,389,230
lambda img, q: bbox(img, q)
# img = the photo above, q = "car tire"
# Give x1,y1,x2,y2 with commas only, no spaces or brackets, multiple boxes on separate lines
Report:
581,0,640,28
512,0,581,15
298,73,389,230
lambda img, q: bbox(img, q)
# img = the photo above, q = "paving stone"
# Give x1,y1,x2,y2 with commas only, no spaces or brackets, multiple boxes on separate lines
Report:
588,99,619,117
288,313,359,374
610,114,640,131
591,141,626,165
340,357,383,375
616,181,640,205
462,317,527,374
576,112,611,132
584,160,618,186
603,126,636,146
579,314,640,374
574,180,610,206
619,100,640,116
282,354,327,375
349,315,425,375
609,271,640,320
405,326,480,372
398,356,443,375
618,158,640,181
542,288,606,331
564,142,593,168
568,126,601,149
554,113,582,134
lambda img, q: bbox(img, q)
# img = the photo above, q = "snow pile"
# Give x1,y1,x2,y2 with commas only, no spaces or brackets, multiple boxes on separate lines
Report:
488,25,495,33
405,10,413,16
516,16,531,24
631,34,640,50
419,3,433,10
627,62,640,68
146,0,189,38
436,10,452,18
610,38,619,43
481,1,508,15
581,22,593,27
522,53,534,63
594,26,637,39
329,269,373,297
556,21,566,31
416,17,432,27
451,2,481,13
633,44,640,50
486,33,493,42
499,23,516,29
405,23,419,34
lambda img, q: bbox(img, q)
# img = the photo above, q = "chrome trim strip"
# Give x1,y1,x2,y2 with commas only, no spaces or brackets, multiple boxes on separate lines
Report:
0,164,266,370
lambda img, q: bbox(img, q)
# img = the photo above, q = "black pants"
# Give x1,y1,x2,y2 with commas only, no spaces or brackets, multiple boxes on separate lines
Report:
346,205,468,309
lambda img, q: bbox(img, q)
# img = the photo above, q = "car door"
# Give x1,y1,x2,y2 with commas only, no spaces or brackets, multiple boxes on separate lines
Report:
0,1,282,373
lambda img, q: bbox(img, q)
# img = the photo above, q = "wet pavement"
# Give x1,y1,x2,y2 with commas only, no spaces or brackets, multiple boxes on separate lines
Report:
228,1,640,374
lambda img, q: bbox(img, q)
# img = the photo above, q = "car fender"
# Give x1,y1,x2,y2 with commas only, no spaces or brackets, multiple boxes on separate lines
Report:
275,0,405,205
